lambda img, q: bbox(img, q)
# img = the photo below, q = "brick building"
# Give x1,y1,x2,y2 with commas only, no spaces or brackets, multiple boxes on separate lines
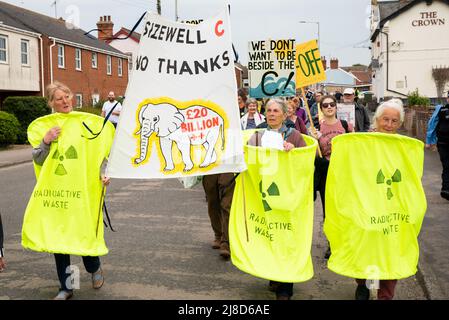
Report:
0,1,129,107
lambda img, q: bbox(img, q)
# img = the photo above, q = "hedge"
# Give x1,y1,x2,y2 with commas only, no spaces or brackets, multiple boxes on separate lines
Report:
0,111,21,147
2,96,51,144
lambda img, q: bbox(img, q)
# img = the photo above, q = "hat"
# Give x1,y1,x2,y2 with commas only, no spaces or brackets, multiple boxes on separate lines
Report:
343,88,355,95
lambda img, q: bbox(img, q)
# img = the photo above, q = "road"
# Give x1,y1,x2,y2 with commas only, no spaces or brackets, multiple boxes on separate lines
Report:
0,161,427,300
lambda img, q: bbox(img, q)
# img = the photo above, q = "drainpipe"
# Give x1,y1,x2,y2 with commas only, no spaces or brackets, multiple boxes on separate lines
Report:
38,35,45,96
49,38,56,84
380,30,407,98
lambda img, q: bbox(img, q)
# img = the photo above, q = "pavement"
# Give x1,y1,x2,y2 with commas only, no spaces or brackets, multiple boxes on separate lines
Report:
0,142,447,300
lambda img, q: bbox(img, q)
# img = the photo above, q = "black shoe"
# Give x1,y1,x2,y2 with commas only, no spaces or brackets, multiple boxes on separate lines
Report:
441,190,449,201
268,281,279,292
355,285,370,300
324,246,331,259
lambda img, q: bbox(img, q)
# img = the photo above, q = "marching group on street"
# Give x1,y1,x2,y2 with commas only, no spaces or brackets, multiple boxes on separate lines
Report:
0,81,448,301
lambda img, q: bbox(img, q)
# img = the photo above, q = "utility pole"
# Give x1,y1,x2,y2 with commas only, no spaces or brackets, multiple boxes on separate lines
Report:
157,0,161,15
175,0,179,21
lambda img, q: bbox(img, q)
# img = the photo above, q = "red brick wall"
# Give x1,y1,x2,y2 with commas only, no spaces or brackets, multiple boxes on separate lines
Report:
47,41,128,106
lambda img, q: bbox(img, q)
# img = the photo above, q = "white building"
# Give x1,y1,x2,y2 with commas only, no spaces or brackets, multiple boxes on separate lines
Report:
0,22,42,101
370,0,449,102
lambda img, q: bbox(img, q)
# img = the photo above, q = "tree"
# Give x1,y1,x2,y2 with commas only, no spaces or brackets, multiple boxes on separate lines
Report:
432,66,449,101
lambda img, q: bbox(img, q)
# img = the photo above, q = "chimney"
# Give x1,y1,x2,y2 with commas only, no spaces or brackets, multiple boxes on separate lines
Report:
96,15,114,41
321,56,327,70
330,58,339,70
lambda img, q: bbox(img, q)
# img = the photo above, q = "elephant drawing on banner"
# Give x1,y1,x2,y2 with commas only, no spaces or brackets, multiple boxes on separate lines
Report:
134,102,225,172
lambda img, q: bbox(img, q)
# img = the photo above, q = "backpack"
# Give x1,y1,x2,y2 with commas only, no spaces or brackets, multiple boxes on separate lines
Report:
317,119,349,133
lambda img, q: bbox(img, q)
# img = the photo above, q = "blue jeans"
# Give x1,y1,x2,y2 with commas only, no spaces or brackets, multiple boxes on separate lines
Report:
54,254,101,291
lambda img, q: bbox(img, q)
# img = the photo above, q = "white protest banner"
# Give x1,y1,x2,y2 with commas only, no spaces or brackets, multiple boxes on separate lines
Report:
248,39,296,98
337,103,356,128
106,9,246,179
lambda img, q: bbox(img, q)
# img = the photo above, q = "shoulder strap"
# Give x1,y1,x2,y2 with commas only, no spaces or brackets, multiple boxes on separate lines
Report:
340,119,349,133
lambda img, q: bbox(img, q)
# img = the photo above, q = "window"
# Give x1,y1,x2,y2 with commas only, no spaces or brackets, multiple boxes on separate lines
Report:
0,35,8,63
57,44,65,68
75,48,82,70
92,94,100,106
21,39,29,66
118,58,123,77
106,55,112,75
92,52,97,68
75,94,83,108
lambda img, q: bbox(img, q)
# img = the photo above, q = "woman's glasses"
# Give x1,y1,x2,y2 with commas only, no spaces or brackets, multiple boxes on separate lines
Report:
321,102,337,108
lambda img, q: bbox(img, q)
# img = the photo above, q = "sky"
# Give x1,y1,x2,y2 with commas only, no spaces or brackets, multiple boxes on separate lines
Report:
1,0,372,67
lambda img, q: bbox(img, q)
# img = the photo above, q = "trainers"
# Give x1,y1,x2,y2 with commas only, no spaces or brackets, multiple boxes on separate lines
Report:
211,239,221,249
441,190,449,201
355,284,370,300
92,267,104,289
219,242,230,259
268,280,280,292
53,290,73,300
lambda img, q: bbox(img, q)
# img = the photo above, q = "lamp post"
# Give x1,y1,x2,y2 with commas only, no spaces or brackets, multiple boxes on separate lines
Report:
299,21,320,49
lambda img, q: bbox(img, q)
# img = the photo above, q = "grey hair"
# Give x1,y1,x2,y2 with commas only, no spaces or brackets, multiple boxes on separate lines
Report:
265,98,288,115
46,81,73,107
372,98,405,130
246,98,258,106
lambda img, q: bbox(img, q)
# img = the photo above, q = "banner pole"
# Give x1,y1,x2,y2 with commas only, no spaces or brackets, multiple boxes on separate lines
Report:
301,87,323,157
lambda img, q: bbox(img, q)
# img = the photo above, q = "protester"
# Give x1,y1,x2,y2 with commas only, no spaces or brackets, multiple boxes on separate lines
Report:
238,89,248,118
292,96,307,125
248,98,306,300
426,92,449,201
0,214,5,272
305,87,315,107
24,81,113,300
309,91,323,128
202,173,235,259
335,90,343,103
101,91,122,128
342,88,370,132
240,98,265,130
310,95,353,259
287,99,308,135
353,98,405,300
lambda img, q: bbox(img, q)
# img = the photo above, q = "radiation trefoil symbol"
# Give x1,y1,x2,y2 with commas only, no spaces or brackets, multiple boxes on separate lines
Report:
52,146,78,176
259,181,280,212
377,169,401,200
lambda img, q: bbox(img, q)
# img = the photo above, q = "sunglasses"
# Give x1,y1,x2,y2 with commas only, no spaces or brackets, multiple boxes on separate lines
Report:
321,102,337,108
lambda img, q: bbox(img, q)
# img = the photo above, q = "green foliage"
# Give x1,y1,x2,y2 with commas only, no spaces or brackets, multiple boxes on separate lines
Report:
77,106,102,116
2,96,51,144
407,89,430,107
0,111,21,147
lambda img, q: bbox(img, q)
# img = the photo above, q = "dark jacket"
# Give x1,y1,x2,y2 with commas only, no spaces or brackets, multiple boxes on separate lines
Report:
354,102,370,132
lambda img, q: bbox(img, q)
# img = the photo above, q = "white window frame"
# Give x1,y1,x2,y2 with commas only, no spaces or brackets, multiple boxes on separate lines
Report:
57,44,65,68
75,94,83,108
21,39,30,66
75,48,82,71
91,52,97,69
118,58,123,77
0,35,8,64
106,55,112,75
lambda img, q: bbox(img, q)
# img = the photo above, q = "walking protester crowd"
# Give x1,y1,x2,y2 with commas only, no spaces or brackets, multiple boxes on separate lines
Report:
2,82,433,301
